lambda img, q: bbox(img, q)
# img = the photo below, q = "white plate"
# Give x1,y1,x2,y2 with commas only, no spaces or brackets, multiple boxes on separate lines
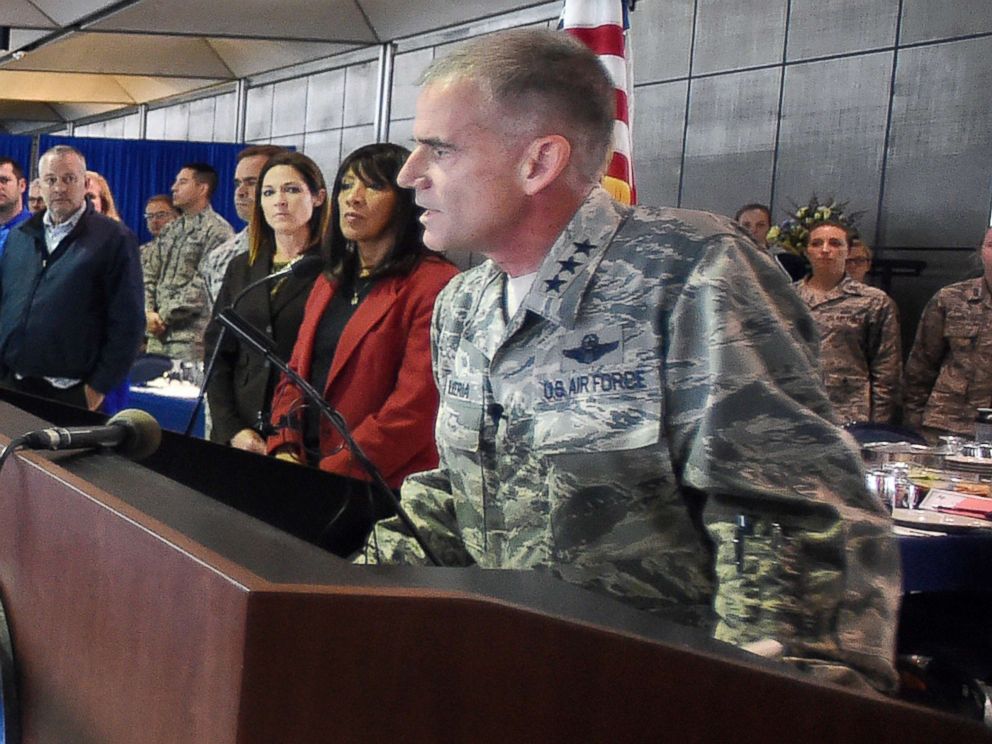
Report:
892,507,992,532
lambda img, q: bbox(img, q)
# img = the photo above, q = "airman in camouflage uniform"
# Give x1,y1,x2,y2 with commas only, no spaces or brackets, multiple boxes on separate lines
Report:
904,277,992,439
357,28,899,694
794,276,902,424
199,228,248,309
143,200,233,361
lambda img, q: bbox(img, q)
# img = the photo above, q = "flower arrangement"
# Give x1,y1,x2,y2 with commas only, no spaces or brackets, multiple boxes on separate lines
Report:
767,196,862,255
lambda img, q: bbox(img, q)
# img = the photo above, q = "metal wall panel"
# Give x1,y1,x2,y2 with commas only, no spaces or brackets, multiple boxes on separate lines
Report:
244,84,273,142
342,60,377,128
302,128,342,185
187,97,216,142
880,36,992,248
387,118,414,151
305,68,346,133
630,0,694,83
145,108,166,140
786,0,899,61
629,80,687,208
693,0,787,75
390,48,434,122
162,102,190,142
681,67,780,216
900,0,992,44
121,113,141,140
340,124,377,162
271,77,309,137
773,52,893,241
212,92,236,143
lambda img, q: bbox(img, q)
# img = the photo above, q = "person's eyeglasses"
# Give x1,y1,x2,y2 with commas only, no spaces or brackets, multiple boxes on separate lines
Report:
145,211,173,220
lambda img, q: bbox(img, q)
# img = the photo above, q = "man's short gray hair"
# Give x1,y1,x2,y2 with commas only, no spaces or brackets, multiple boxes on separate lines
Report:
39,144,87,172
422,28,615,184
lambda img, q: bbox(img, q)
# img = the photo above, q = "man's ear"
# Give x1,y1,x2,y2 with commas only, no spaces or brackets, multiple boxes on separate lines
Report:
519,135,571,196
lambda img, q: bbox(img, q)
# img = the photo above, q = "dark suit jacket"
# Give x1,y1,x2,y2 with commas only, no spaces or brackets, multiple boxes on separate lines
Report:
206,250,318,444
0,204,144,393
267,255,458,488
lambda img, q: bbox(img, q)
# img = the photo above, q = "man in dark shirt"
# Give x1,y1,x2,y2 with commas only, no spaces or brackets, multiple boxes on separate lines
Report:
0,145,145,410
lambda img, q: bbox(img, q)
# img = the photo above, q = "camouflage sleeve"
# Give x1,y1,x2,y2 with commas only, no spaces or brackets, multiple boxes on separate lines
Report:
142,236,162,312
355,467,476,567
665,236,900,693
903,293,946,431
867,295,902,424
355,281,476,567
158,234,211,326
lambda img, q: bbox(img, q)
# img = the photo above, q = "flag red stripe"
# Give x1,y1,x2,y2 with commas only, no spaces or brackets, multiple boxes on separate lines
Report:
566,25,625,58
615,89,628,124
606,151,631,181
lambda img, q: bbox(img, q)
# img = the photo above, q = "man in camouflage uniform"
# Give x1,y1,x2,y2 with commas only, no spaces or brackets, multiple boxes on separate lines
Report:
360,29,899,693
904,228,992,439
198,145,284,309
143,162,233,361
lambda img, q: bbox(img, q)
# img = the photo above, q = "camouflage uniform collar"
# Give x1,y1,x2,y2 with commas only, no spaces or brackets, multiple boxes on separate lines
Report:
972,276,992,306
798,274,859,305
176,204,217,233
519,186,629,329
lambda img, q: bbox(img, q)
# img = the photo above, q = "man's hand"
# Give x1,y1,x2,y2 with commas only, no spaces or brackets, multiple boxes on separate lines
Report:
231,428,266,454
83,384,105,412
145,311,167,338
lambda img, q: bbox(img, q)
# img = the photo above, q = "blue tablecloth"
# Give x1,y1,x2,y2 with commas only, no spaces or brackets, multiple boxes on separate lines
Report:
127,386,204,438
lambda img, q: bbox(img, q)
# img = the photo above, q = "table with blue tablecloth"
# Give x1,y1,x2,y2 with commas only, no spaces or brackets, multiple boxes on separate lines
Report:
128,383,204,438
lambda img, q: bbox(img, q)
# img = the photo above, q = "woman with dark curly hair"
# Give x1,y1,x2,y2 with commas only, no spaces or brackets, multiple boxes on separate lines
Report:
207,151,330,452
268,143,458,487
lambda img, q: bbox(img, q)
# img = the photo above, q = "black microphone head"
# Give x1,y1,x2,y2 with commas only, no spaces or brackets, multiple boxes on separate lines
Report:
107,409,162,460
290,253,324,280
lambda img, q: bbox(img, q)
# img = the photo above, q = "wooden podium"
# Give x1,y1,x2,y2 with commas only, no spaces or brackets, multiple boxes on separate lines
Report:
0,399,985,743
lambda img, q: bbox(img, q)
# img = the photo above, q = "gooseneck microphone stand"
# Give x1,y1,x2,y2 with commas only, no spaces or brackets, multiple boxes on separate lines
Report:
214,308,443,567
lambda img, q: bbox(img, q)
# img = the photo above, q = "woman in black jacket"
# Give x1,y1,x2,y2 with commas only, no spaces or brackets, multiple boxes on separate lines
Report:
205,151,330,452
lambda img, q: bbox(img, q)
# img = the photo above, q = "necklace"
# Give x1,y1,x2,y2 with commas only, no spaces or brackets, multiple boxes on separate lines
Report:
351,266,373,306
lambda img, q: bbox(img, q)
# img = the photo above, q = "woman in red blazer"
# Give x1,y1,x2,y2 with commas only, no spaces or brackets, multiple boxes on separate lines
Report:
267,143,458,489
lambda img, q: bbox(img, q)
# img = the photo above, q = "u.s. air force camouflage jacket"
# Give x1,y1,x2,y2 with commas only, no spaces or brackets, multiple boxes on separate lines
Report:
142,205,233,361
904,276,992,437
361,186,899,692
793,276,902,425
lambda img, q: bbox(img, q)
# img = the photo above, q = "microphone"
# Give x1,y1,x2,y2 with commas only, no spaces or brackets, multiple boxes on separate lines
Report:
22,409,162,460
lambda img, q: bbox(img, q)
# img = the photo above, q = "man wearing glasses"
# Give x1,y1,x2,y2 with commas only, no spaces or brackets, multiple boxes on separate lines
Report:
0,145,144,410
141,194,180,250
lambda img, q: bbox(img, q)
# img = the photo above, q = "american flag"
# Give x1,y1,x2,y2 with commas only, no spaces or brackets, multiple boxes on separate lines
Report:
559,0,636,205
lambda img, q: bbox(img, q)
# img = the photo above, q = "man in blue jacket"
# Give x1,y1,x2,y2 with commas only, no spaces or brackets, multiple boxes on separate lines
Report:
0,145,145,410
0,157,31,258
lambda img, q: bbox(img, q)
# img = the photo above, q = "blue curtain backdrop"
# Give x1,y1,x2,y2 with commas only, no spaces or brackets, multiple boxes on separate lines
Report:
39,135,250,243
0,135,35,201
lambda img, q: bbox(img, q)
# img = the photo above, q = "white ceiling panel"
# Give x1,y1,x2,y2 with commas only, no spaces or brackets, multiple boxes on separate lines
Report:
207,38,358,78
86,0,379,42
1,0,59,27
0,70,135,103
4,33,235,78
114,76,227,103
358,0,550,40
27,0,126,26
0,100,62,122
51,102,130,120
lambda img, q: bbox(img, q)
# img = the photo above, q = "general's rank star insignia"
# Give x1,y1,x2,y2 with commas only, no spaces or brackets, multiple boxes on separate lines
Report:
544,276,566,293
